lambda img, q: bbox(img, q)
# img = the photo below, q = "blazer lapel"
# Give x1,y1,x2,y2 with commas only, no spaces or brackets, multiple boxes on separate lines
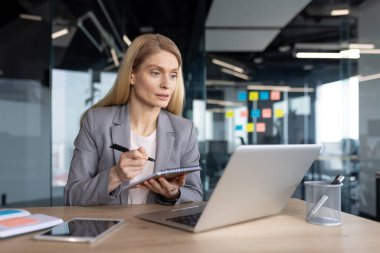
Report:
110,105,131,164
146,110,174,203
154,110,175,173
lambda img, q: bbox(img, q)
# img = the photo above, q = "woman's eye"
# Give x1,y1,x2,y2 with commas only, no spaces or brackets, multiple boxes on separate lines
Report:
151,71,160,77
170,74,178,80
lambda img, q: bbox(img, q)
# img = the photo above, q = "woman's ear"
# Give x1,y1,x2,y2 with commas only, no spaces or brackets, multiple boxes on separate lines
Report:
130,73,135,85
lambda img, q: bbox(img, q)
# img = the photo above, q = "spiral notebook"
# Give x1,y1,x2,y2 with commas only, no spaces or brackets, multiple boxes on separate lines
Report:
122,165,201,190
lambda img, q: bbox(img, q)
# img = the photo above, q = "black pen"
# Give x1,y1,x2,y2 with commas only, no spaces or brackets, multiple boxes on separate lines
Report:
110,143,156,162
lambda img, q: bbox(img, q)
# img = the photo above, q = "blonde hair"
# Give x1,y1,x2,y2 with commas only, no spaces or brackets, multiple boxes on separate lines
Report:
90,33,184,115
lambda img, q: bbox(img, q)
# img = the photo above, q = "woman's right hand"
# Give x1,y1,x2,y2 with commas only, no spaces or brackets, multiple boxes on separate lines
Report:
108,147,148,192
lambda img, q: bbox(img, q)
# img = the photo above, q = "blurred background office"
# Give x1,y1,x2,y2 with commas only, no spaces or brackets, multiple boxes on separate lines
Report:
0,0,379,221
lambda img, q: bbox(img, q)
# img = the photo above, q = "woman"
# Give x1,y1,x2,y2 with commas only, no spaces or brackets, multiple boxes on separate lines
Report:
64,34,203,206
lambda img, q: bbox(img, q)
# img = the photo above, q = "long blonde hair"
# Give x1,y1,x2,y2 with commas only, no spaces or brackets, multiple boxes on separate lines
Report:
90,33,184,115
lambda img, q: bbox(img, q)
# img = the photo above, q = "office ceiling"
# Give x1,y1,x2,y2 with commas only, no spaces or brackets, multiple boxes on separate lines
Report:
206,0,365,85
206,0,312,52
0,0,367,85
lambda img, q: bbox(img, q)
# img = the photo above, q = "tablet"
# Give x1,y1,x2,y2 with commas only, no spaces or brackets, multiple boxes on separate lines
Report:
33,217,124,243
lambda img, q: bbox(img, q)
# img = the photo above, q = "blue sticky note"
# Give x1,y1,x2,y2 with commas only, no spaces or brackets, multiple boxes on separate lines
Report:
237,91,247,101
235,125,243,131
250,109,261,118
260,91,269,100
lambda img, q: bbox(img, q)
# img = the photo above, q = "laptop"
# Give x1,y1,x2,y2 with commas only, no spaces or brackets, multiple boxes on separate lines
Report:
138,144,322,232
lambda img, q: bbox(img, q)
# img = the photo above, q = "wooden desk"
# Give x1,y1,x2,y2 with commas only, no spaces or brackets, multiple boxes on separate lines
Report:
1,199,379,253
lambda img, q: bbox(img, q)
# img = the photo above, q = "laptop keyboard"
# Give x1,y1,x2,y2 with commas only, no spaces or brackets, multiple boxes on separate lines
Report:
166,212,202,227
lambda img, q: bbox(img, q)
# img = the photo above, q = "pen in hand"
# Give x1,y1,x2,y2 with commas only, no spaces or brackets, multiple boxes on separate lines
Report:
110,143,156,162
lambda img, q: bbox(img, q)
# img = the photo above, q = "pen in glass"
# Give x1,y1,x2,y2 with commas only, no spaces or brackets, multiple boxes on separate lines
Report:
307,175,345,219
110,143,156,162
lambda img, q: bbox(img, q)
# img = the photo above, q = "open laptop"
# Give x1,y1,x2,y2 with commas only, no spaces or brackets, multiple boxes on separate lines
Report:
138,144,322,232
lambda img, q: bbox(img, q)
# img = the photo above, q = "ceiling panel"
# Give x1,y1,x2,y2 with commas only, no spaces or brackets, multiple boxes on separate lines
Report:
205,0,312,52
206,29,280,52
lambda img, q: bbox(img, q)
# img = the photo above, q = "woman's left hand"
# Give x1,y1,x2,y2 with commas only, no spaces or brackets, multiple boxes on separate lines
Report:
137,174,186,200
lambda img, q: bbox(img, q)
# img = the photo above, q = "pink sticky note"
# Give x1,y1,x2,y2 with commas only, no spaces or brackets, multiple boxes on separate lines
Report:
240,110,248,118
262,108,272,118
271,91,281,100
256,122,266,132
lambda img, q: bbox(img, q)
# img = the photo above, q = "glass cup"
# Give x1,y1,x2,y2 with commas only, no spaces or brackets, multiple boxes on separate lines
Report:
304,181,342,226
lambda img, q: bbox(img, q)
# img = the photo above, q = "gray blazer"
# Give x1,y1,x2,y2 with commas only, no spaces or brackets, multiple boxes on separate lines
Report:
64,104,203,206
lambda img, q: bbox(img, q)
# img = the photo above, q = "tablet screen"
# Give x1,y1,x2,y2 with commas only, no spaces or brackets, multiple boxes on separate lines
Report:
34,218,124,243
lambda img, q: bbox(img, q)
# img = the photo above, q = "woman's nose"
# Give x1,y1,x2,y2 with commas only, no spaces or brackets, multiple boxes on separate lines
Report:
160,76,170,89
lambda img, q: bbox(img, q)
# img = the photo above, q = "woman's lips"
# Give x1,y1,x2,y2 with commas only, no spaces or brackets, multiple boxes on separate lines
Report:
156,94,170,100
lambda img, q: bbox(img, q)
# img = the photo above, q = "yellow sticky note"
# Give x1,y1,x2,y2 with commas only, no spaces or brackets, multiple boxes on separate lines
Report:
249,91,259,101
275,109,284,118
225,110,234,118
246,123,254,132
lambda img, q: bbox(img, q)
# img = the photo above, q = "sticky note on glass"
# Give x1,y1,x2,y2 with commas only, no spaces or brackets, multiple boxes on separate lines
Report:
275,109,285,118
246,123,254,132
262,108,272,118
256,122,266,132
250,109,261,119
249,91,259,101
271,91,281,100
240,110,248,118
237,91,247,101
225,110,234,118
235,125,243,131
260,91,269,100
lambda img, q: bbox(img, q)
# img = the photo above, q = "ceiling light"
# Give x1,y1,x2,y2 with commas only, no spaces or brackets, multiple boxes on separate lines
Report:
253,57,263,64
247,85,314,93
52,28,69,39
331,9,350,16
123,35,131,46
295,49,360,59
349,43,375,49
110,48,120,67
19,14,42,21
359,49,380,54
221,68,249,80
359,73,380,82
340,49,360,59
296,52,341,59
212,59,244,73
206,80,235,86
247,85,290,91
295,43,341,50
278,45,291,52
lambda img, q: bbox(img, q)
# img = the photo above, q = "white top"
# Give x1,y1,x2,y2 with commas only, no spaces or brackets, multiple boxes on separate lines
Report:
128,129,157,204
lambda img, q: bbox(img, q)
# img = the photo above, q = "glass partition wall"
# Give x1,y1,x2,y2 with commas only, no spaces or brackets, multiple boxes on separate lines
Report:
0,0,52,207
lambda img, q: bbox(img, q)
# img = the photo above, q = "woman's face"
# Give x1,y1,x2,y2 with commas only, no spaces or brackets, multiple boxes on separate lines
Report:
131,50,179,110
